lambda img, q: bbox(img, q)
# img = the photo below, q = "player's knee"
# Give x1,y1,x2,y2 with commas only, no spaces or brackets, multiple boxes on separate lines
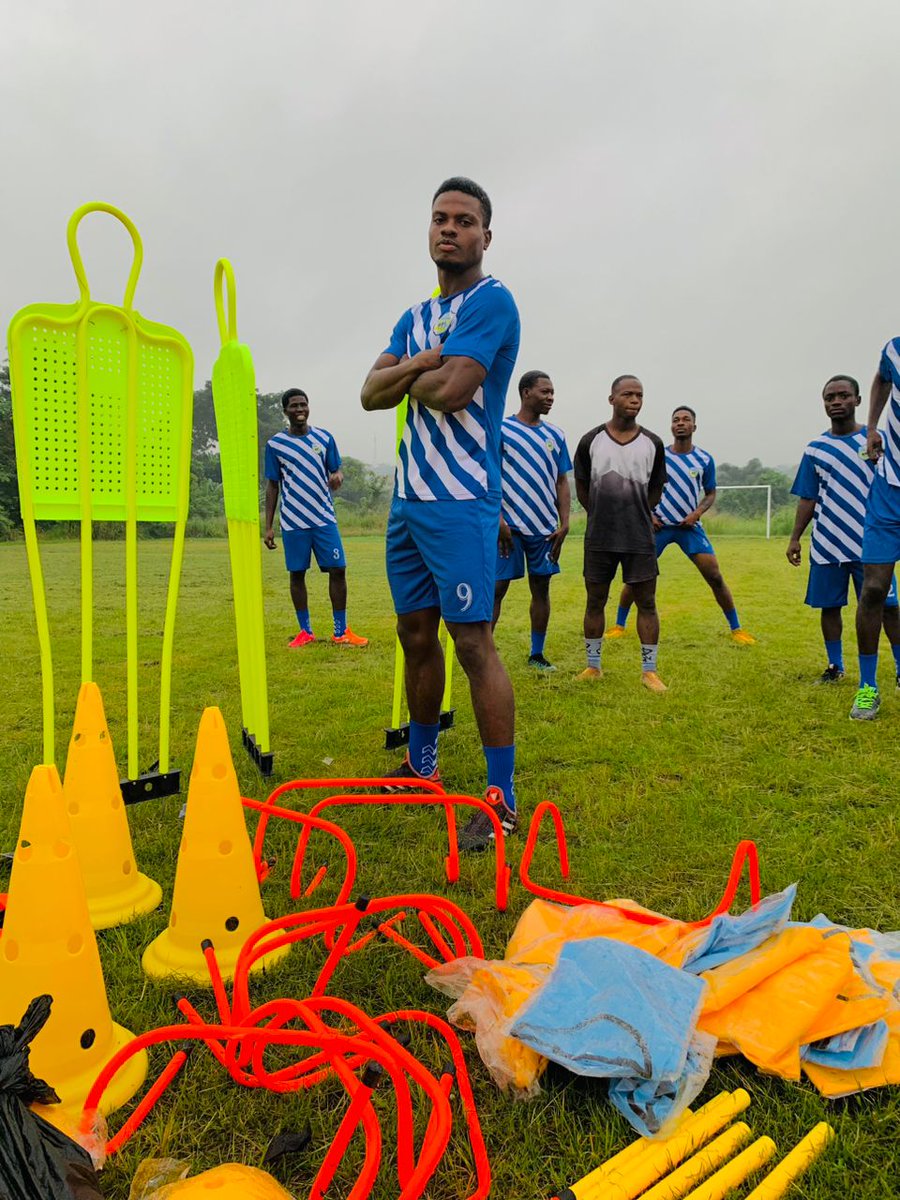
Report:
707,570,725,591
289,570,306,583
397,615,439,659
861,580,890,609
451,625,492,673
634,595,657,615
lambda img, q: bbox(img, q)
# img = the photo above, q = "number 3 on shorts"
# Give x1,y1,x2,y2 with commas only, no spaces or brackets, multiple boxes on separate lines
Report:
456,582,473,613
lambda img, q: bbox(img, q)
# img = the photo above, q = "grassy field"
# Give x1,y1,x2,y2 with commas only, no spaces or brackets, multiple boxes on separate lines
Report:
0,535,898,1199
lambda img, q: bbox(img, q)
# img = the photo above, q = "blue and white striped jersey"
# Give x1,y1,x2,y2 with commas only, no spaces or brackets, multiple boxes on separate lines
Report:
500,416,572,537
877,338,900,487
654,446,716,528
384,277,520,502
264,427,340,532
791,428,873,564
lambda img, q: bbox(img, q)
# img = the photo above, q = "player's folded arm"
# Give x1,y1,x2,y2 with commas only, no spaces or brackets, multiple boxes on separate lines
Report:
408,354,487,414
360,352,409,411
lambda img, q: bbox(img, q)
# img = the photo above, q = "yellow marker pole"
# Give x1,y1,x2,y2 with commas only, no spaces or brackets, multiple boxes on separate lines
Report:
390,396,409,732
442,622,454,710
74,314,93,688
391,634,406,730
246,517,270,751
585,1090,752,1200
744,1123,835,1200
564,1094,721,1199
157,322,193,776
639,1124,754,1200
680,1137,776,1200
123,318,140,778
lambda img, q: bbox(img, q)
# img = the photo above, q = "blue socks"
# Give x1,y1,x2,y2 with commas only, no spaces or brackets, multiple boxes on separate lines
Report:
409,720,440,779
616,605,630,628
859,654,879,689
825,639,844,671
530,631,546,657
296,609,312,634
892,644,900,675
724,608,741,631
333,609,347,638
484,744,516,811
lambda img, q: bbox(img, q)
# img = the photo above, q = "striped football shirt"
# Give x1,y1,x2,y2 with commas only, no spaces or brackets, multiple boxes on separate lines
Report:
500,416,572,536
264,427,340,532
878,338,900,488
384,276,520,502
791,428,873,564
654,445,716,528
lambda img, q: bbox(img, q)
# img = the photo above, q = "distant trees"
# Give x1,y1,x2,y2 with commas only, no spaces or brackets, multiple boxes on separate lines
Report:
0,363,20,536
0,366,390,537
714,458,794,517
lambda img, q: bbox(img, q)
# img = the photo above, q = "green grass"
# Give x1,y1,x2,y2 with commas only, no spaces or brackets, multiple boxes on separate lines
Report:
0,535,898,1198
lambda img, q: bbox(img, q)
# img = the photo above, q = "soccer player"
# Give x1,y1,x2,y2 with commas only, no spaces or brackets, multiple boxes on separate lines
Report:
264,388,368,648
360,177,520,850
492,370,572,671
607,407,756,644
786,374,900,694
573,375,668,692
849,345,900,720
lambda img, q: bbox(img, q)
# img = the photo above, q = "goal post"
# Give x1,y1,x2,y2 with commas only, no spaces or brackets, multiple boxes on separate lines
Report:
710,484,773,538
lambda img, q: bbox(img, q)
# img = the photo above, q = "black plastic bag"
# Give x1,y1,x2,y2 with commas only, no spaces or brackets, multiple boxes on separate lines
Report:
0,995,103,1200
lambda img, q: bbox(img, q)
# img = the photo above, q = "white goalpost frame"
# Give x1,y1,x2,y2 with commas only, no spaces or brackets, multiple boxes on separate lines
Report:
713,484,772,539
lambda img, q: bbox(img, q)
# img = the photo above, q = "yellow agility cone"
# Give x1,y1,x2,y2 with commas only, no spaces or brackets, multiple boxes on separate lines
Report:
0,765,147,1119
63,682,162,929
142,707,289,983
162,1164,295,1198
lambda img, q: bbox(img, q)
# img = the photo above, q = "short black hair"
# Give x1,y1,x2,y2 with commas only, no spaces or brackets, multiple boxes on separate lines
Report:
672,405,696,419
518,370,551,397
282,387,308,411
610,374,640,394
432,177,492,228
822,374,860,398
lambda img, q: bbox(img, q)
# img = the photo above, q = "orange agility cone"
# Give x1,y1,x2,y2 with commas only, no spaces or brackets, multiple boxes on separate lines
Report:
0,765,147,1119
63,682,162,929
142,707,289,983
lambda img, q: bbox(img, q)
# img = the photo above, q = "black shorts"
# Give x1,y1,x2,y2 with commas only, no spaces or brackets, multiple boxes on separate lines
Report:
584,546,658,585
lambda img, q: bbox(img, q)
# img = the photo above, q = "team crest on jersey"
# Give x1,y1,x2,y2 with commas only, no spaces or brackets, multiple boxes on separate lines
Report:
312,443,323,455
545,438,555,452
432,312,457,337
689,468,700,477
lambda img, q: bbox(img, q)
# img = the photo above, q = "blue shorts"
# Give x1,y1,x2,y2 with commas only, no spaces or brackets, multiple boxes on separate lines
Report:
282,525,346,573
861,470,900,564
655,525,715,558
495,531,560,581
386,496,498,623
805,561,899,609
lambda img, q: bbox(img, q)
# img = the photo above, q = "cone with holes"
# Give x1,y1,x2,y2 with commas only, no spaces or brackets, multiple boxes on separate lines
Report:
142,707,289,983
0,764,147,1119
63,682,162,929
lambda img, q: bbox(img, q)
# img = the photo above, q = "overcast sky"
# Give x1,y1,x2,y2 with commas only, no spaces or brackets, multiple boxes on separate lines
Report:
2,0,897,468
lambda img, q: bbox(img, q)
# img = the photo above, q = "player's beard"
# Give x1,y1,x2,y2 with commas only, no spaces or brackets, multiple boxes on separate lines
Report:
432,250,479,275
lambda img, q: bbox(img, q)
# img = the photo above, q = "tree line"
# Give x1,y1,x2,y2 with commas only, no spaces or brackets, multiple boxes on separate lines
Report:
0,361,793,538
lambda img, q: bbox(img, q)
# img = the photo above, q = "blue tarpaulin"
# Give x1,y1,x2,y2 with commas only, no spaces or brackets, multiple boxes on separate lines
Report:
511,937,714,1136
